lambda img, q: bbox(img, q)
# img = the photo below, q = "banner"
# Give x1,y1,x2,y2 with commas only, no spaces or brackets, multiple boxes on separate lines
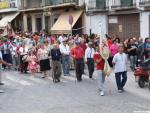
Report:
0,0,9,9
0,0,17,9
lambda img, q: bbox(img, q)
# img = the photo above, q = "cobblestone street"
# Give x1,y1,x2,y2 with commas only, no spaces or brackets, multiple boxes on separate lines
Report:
0,69,150,113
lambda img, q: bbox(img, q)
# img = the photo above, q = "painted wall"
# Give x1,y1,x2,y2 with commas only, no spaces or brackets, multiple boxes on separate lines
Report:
83,14,107,36
140,12,150,39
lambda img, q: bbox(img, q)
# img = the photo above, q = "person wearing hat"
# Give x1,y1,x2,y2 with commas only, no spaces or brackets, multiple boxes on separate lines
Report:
72,40,84,82
59,38,70,76
51,43,62,83
85,42,95,79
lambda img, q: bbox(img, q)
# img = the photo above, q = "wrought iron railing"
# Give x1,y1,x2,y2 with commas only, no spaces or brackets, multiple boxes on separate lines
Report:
88,0,106,10
139,0,150,5
45,0,78,6
111,0,136,8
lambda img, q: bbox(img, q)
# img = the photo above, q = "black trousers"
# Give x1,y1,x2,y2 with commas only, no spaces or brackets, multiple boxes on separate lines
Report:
87,58,95,78
115,71,127,90
20,55,28,73
75,58,84,81
108,56,113,68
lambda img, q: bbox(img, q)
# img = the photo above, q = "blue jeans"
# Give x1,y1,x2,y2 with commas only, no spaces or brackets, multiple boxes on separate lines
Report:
97,70,105,91
129,56,137,71
115,71,127,90
62,55,70,75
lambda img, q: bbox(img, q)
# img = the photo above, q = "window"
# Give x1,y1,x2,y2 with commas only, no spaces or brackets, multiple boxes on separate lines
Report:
121,0,133,6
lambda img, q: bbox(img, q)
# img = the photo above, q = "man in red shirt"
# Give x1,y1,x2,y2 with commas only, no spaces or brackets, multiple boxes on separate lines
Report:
33,34,39,45
94,47,105,96
72,40,84,82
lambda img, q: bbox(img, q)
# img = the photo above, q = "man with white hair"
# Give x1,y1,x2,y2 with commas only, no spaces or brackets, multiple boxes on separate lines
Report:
59,37,70,76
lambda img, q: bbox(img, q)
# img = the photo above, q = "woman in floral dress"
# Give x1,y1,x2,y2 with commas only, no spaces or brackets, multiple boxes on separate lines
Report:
27,50,38,75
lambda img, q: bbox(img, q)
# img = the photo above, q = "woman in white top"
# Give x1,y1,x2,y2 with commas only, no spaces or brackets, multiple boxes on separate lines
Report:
37,44,50,78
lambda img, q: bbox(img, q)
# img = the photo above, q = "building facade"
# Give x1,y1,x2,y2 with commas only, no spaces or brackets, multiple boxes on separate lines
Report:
84,0,108,37
18,0,150,38
139,0,150,39
20,0,85,34
0,0,21,34
85,0,150,40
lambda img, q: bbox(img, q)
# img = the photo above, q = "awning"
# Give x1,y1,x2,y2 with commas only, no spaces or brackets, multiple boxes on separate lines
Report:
0,12,20,28
51,10,83,34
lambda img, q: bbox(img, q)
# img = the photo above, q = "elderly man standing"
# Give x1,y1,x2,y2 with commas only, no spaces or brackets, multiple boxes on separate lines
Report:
51,44,62,83
59,38,70,76
72,40,84,82
85,42,95,79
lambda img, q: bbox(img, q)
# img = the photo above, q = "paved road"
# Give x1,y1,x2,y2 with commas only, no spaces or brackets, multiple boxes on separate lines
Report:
0,69,150,113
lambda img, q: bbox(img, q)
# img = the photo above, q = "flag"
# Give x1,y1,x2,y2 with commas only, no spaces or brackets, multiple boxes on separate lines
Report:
99,37,111,76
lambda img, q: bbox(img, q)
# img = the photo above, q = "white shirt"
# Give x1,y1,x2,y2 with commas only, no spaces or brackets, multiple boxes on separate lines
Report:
2,43,13,54
58,36,64,43
112,53,128,73
11,46,17,56
85,47,95,62
0,51,3,60
37,48,49,60
59,44,70,55
19,47,28,55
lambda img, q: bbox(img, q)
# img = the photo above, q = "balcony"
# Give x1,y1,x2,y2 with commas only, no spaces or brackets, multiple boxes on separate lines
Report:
139,0,150,5
111,0,136,9
45,0,78,6
87,0,106,10
22,0,43,9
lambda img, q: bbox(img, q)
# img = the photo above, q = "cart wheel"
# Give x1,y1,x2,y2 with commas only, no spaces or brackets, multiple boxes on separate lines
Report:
138,76,146,88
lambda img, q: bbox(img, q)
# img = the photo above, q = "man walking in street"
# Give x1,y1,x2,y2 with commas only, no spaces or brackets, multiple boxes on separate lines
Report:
127,38,138,71
85,42,95,79
51,43,62,83
113,44,128,93
72,40,84,82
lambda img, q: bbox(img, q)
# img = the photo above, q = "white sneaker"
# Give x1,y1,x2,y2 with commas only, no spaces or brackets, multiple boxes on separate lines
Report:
100,91,104,96
0,90,4,93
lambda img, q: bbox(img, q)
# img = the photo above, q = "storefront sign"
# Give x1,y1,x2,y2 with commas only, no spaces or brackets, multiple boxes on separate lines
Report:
0,0,17,9
0,0,9,9
109,16,118,24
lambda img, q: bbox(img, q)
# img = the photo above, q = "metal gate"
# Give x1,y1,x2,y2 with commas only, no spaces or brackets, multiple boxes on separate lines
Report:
108,13,140,41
